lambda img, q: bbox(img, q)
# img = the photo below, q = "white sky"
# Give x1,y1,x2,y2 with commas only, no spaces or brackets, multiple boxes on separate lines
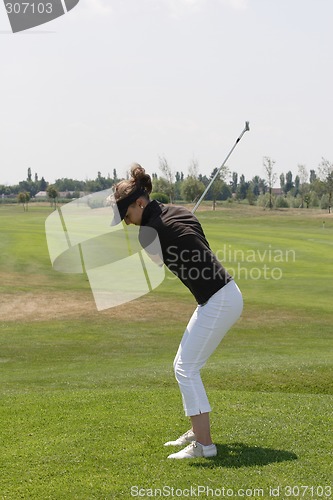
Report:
1,0,332,187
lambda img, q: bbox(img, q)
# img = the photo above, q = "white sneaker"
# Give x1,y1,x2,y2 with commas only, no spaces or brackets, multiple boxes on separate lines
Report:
164,429,195,447
167,441,217,459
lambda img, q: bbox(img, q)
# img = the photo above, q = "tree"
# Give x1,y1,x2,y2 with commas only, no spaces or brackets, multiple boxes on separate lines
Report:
304,193,311,208
294,175,300,197
263,157,277,209
54,178,84,192
27,168,32,182
298,164,309,208
220,183,232,201
181,176,205,203
174,171,184,200
39,176,47,191
159,157,175,204
152,176,170,197
208,168,224,209
310,177,326,202
95,172,112,191
47,185,59,209
319,157,333,213
246,187,256,206
285,171,294,194
280,173,285,192
236,174,250,201
17,192,30,211
198,173,209,189
85,180,98,193
230,172,238,193
18,180,32,197
175,171,184,183
309,170,317,184
251,176,261,197
259,177,267,194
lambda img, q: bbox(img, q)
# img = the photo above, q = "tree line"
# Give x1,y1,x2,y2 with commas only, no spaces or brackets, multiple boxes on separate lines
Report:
1,157,332,212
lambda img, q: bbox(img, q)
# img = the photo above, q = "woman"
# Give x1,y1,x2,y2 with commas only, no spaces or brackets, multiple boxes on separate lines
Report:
112,164,243,459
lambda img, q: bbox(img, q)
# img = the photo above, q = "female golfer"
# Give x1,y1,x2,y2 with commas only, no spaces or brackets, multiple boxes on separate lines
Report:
112,164,243,459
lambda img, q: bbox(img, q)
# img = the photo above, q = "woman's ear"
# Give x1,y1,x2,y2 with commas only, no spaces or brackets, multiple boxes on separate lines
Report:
136,197,145,209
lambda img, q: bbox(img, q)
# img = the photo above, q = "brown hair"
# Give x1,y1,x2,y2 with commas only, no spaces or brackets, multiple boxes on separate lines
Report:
114,163,152,202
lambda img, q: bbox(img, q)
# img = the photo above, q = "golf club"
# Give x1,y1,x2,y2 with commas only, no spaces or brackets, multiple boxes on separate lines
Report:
192,121,250,213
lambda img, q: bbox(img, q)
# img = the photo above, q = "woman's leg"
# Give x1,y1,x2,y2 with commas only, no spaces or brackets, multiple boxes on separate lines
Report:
174,281,243,442
190,412,212,445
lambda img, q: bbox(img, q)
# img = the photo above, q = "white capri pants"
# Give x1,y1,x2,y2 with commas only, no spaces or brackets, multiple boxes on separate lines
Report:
173,280,243,417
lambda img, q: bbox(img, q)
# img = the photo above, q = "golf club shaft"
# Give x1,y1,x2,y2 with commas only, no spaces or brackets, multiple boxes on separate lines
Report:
192,121,250,213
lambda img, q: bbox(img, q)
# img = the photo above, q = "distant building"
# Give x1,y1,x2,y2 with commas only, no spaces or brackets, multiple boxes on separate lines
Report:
58,191,86,198
272,188,284,196
35,191,86,199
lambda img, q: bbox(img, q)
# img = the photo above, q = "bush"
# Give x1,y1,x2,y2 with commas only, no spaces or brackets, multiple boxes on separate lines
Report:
286,194,301,208
150,192,170,204
320,194,330,210
275,196,289,208
310,192,319,207
257,193,273,208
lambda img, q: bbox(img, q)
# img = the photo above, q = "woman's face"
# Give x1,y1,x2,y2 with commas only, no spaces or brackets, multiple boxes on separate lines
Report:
124,198,146,225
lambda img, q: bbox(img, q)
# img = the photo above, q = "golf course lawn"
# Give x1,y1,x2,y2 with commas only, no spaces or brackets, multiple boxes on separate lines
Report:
0,203,332,499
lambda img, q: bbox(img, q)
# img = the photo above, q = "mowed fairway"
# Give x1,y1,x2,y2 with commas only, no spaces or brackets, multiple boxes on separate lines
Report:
0,204,332,500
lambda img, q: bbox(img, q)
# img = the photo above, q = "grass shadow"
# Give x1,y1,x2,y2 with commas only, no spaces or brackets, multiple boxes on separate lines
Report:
190,442,298,468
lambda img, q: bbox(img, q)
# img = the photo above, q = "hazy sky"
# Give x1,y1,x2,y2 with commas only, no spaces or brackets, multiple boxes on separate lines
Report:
1,0,332,187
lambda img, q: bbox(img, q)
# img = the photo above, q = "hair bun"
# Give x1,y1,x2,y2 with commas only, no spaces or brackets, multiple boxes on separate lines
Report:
130,163,145,180
130,163,152,194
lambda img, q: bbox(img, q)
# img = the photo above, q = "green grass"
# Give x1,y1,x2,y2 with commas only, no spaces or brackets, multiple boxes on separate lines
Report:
0,204,332,499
